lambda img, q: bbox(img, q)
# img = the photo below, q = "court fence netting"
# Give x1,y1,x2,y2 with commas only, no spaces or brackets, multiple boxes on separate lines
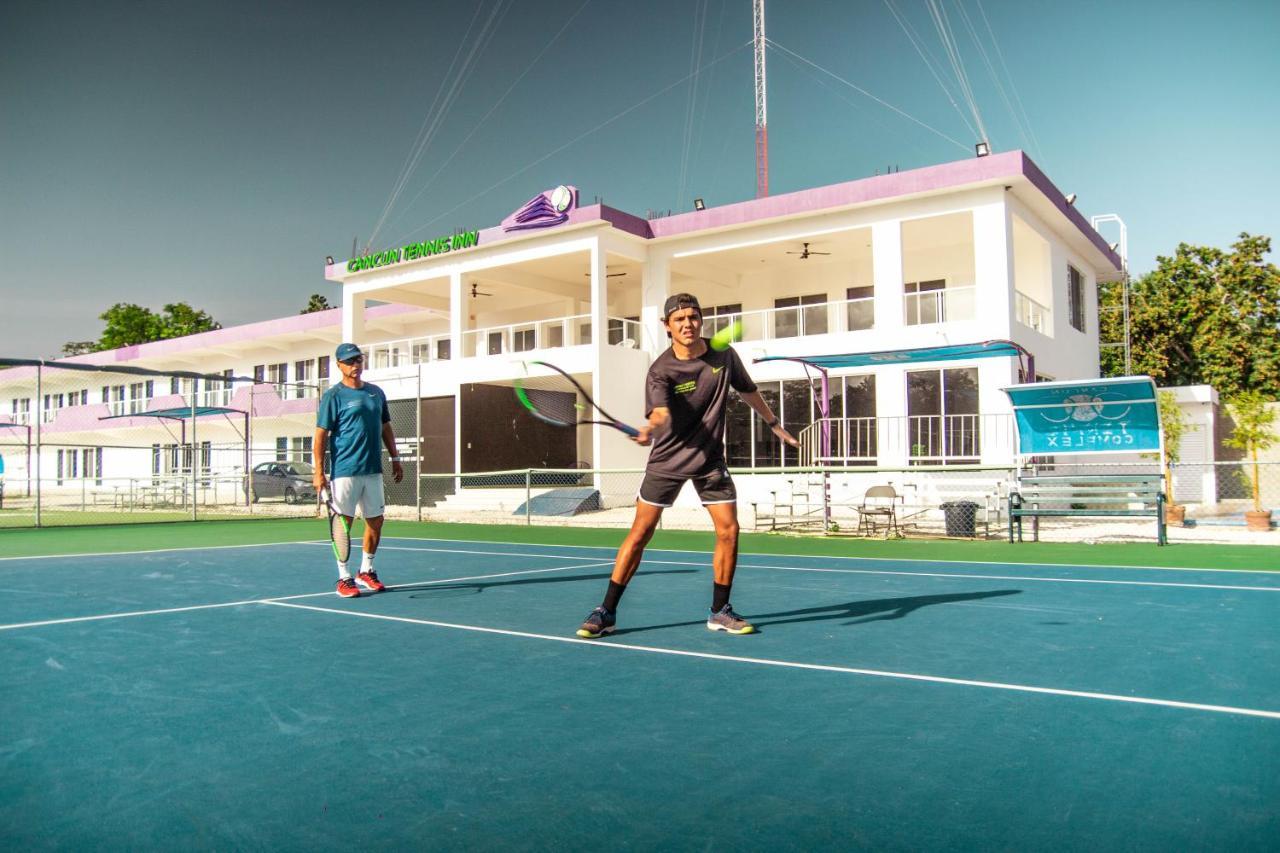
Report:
1,360,1275,540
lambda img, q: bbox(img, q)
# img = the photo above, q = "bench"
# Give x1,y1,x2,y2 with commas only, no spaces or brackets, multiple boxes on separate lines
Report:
1009,473,1167,545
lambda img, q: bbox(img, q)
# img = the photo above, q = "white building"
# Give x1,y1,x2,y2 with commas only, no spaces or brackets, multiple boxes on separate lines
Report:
1,151,1123,518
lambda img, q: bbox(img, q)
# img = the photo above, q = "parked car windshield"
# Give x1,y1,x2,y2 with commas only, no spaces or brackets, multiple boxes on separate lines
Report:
280,462,314,476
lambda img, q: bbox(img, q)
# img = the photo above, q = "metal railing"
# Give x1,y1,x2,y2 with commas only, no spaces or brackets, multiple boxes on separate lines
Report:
905,285,976,326
1015,291,1052,334
800,414,1016,466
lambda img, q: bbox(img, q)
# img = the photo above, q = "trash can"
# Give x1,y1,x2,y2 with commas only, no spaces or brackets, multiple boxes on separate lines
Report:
940,500,980,537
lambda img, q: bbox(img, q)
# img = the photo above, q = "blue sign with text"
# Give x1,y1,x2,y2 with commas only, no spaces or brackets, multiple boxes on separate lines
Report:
1003,377,1162,456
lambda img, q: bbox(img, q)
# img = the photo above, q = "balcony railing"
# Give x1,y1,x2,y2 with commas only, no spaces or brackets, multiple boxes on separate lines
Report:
361,315,644,367
801,414,1015,466
905,285,976,326
704,297,875,343
1015,291,1052,335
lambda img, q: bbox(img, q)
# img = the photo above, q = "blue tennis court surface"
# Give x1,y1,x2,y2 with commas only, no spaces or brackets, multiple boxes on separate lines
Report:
3,537,1278,849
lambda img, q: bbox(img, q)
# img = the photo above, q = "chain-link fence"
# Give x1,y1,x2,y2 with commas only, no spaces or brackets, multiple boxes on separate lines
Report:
0,360,324,527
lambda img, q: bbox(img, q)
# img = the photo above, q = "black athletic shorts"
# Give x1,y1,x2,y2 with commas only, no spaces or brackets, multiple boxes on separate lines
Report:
638,465,736,507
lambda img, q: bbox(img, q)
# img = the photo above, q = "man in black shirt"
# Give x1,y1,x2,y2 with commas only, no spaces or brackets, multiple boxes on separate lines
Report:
577,293,798,638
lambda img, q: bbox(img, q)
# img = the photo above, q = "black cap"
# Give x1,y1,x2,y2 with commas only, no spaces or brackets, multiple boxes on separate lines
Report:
663,293,702,321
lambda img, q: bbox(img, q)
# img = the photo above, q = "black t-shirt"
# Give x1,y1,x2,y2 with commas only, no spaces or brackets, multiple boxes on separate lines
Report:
644,342,757,475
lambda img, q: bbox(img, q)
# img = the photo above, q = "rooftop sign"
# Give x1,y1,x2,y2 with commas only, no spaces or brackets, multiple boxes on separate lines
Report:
346,230,480,273
502,185,577,232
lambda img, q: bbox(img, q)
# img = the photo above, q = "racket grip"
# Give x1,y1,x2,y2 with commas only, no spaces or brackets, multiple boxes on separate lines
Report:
617,422,640,438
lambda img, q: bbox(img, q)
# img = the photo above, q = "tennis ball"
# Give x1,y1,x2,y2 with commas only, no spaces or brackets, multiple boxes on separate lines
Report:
709,319,743,351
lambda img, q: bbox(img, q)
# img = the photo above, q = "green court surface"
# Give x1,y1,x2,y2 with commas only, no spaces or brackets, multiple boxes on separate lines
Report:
2,524,1278,849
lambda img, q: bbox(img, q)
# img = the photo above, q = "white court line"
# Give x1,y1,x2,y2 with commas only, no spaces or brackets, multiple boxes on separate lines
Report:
303,542,1280,593
0,562,611,632
264,600,1280,721
0,540,331,563
373,536,1280,576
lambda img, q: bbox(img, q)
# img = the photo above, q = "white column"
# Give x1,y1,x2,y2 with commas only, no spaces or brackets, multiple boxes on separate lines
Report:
342,296,365,345
449,271,464,359
972,192,1014,338
876,366,908,467
871,220,903,333
640,253,670,354
589,240,608,477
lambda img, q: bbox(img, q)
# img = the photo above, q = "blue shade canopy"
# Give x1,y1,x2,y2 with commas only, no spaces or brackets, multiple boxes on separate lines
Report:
754,340,1028,369
99,406,245,421
1002,376,1162,456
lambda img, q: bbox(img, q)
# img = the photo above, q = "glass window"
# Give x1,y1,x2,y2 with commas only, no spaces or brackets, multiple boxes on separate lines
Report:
435,339,452,361
846,286,873,331
513,328,536,352
317,357,330,379
905,280,946,326
906,367,979,463
753,383,782,467
487,332,504,356
774,294,827,338
705,303,743,337
275,437,288,461
1068,265,1086,332
724,394,753,467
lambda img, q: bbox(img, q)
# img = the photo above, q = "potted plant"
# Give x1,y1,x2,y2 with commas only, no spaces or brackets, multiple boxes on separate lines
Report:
1223,391,1277,532
1157,391,1193,525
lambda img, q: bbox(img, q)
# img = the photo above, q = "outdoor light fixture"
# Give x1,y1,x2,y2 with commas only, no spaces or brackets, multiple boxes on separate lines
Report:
1065,193,1077,206
694,198,706,211
974,141,990,157
325,256,334,265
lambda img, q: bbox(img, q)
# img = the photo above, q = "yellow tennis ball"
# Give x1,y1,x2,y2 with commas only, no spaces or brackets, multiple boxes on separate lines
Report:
709,319,743,351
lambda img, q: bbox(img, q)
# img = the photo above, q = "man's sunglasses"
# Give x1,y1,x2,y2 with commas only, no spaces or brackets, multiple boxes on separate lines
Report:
340,356,364,365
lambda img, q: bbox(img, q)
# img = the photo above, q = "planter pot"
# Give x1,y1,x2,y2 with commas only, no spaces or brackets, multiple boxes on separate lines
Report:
1245,510,1273,532
1164,504,1186,526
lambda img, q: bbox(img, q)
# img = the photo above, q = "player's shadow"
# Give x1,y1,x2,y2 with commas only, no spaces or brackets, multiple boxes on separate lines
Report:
609,589,1021,636
399,569,695,599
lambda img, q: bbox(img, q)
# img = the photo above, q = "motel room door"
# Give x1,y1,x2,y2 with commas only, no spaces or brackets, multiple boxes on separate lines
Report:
419,395,455,506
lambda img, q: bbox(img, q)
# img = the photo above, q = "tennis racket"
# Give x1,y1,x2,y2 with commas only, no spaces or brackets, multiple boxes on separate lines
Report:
514,360,640,437
320,485,351,564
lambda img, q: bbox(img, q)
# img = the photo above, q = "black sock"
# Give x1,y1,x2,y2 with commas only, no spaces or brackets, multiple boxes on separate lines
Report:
712,582,732,612
602,580,627,613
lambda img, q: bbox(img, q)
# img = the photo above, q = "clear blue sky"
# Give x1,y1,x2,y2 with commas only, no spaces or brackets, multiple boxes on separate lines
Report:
2,0,1277,358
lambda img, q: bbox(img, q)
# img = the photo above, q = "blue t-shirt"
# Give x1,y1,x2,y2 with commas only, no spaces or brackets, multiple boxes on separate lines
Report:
316,382,390,478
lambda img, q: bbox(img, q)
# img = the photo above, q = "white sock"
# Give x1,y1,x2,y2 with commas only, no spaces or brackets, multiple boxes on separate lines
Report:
337,562,351,580
361,552,374,574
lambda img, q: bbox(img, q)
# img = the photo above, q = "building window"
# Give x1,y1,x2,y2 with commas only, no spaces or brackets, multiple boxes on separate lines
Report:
774,294,827,338
317,357,330,380
837,374,877,463
846,286,874,331
704,303,743,338
290,436,313,463
906,367,979,464
513,328,536,352
488,332,504,356
904,279,946,325
56,449,64,485
1068,264,1086,332
267,363,287,385
95,447,104,485
434,340,451,361
253,364,265,383
276,437,288,461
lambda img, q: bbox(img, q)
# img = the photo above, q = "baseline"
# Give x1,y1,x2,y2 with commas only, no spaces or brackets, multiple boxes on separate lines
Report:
264,600,1280,721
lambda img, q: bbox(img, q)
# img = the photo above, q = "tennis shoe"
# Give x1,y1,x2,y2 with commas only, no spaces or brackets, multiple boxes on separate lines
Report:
576,606,616,639
356,571,385,592
336,577,360,598
707,603,755,634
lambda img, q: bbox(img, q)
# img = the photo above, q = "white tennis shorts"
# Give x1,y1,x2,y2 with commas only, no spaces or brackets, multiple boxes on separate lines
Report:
330,474,386,519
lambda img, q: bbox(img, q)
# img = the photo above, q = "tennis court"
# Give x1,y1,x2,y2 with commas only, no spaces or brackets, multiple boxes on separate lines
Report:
2,522,1277,850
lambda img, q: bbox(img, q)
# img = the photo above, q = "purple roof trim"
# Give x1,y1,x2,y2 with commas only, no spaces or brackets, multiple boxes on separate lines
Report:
1019,154,1122,269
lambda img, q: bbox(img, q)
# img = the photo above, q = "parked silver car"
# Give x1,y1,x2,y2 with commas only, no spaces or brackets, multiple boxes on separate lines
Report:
249,461,317,504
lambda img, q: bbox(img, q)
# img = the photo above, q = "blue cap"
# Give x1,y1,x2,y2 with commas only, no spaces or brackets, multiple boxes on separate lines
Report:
335,342,363,363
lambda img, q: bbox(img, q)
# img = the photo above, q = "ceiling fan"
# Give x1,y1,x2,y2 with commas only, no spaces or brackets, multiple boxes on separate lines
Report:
470,283,493,298
786,242,831,260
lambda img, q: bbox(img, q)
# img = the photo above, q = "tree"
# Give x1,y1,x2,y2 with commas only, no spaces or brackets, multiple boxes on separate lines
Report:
300,294,332,314
1099,233,1280,397
61,341,96,357
1223,391,1278,514
63,302,221,354
1157,390,1193,504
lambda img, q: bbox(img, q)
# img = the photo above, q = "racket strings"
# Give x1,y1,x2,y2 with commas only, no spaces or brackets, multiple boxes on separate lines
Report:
330,513,351,563
517,379,584,426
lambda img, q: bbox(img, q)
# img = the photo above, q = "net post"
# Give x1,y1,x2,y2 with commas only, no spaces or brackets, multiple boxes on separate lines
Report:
191,387,198,521
525,469,532,525
34,364,42,528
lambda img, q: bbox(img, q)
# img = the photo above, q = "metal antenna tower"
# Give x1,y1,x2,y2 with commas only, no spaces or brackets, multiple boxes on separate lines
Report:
753,0,768,198
1091,214,1131,375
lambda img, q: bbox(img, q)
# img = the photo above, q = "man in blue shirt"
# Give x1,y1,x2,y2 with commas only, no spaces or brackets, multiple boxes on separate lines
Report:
312,342,404,598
